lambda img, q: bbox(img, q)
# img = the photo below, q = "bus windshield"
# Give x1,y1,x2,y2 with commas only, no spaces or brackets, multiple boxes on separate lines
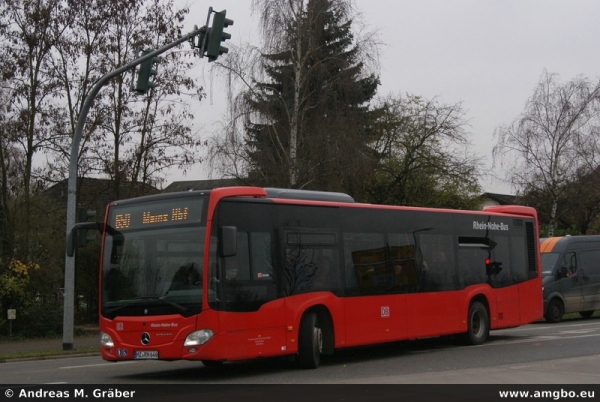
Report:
101,196,207,319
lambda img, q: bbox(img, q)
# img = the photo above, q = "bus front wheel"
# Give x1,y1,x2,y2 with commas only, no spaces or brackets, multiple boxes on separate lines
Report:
466,301,489,345
297,312,322,369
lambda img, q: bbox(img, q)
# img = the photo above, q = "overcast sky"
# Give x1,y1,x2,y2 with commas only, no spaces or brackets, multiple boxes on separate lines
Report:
171,0,600,194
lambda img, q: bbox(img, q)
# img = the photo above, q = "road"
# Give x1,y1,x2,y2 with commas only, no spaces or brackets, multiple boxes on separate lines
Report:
1,317,600,384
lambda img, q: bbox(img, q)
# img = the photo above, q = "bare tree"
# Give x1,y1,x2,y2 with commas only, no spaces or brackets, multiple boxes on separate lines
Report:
368,93,482,208
0,0,72,257
0,120,25,265
566,167,600,234
42,0,112,186
125,0,205,191
493,70,600,236
58,0,205,199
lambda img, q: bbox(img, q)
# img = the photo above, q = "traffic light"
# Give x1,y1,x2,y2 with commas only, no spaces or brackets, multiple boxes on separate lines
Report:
206,10,233,62
485,257,503,276
78,208,97,247
135,49,160,94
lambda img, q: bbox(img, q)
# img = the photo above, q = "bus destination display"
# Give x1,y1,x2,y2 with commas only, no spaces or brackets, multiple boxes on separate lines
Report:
110,198,205,230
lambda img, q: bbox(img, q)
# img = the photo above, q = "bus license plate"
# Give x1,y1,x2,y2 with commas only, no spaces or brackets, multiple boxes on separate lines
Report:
134,350,158,359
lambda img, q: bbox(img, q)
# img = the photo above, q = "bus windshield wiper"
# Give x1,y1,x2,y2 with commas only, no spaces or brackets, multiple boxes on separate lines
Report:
104,303,138,319
150,297,189,315
132,297,190,315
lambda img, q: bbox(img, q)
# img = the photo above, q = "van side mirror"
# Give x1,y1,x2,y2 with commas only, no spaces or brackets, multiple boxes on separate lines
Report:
219,226,237,257
559,266,568,278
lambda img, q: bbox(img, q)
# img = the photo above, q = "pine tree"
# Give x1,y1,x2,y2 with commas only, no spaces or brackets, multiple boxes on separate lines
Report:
245,0,379,194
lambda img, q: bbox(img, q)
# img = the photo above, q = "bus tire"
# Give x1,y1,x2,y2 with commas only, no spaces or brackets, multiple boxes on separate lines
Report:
579,310,594,318
297,312,322,369
545,299,564,323
466,301,489,345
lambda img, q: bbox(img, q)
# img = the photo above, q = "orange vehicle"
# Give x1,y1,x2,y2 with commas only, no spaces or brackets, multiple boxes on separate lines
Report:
77,187,542,368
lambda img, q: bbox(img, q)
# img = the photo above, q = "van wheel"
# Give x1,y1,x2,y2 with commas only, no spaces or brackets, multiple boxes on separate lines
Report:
297,312,322,369
465,301,489,345
579,310,594,318
545,299,564,323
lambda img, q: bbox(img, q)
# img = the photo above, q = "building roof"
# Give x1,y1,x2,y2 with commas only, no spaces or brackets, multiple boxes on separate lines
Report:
44,177,160,212
480,192,517,205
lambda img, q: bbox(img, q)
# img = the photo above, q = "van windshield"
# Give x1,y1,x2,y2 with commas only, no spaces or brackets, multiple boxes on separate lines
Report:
541,252,560,276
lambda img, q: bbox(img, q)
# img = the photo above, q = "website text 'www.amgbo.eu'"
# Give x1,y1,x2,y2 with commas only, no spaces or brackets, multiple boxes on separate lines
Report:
500,389,595,400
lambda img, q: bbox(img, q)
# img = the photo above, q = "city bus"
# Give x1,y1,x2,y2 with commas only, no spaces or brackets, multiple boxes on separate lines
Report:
68,186,542,368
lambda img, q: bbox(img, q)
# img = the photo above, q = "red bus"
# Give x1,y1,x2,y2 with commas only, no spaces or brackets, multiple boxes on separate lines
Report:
71,186,542,368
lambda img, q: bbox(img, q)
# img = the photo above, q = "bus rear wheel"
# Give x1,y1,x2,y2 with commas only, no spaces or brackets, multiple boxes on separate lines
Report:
297,312,322,369
465,301,489,345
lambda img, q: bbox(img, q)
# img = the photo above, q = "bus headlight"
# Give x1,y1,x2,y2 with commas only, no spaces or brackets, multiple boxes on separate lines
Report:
100,332,114,347
184,329,214,346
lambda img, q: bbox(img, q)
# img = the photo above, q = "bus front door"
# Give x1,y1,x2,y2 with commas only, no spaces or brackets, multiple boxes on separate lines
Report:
216,274,286,361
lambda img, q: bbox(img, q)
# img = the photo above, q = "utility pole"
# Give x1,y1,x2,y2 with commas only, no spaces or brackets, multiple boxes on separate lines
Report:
63,6,235,350
62,23,215,350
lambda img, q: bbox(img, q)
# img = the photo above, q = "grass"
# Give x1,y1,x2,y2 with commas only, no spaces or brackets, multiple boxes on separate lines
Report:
536,310,600,323
563,311,600,319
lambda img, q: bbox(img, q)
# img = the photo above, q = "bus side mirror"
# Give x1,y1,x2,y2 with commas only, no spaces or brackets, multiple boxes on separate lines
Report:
66,222,103,257
219,226,237,258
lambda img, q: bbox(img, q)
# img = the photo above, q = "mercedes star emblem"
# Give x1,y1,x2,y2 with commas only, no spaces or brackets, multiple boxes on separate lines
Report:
141,332,151,345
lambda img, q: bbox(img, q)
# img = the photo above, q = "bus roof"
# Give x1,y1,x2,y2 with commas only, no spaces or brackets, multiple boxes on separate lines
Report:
264,188,354,203
109,186,536,220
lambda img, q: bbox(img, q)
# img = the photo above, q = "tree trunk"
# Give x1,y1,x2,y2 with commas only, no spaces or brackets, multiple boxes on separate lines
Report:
548,199,558,237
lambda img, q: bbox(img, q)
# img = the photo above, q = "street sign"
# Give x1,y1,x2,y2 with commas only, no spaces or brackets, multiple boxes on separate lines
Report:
7,309,16,320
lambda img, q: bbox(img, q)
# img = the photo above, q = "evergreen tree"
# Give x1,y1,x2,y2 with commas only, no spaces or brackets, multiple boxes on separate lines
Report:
245,0,379,195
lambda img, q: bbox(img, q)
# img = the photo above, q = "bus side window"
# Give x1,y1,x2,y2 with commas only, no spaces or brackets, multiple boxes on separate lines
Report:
420,234,456,291
224,232,250,281
251,232,273,280
311,251,340,291
510,237,528,283
343,233,360,295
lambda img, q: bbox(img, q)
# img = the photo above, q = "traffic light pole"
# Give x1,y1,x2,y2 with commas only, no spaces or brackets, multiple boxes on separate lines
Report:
62,26,206,351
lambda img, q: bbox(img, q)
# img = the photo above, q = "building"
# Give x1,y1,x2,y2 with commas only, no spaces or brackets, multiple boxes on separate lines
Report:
44,177,160,215
478,192,517,209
